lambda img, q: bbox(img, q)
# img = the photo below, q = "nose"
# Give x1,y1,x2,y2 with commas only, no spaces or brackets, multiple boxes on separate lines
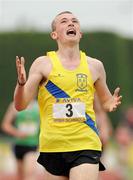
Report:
68,21,74,27
68,23,74,27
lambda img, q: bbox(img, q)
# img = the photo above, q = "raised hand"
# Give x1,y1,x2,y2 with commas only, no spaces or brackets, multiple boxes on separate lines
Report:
109,87,122,112
16,56,26,86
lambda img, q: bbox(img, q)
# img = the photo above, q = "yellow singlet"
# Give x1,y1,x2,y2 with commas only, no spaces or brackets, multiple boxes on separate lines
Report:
38,51,102,152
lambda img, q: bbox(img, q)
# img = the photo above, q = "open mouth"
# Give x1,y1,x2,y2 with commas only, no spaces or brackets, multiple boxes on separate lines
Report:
66,29,76,36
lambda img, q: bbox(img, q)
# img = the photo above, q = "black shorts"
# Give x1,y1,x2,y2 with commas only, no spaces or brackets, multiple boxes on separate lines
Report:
37,150,105,177
13,144,37,160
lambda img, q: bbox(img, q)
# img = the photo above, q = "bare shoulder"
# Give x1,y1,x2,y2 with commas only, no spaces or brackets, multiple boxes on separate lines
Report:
87,56,103,68
32,56,51,67
86,56,105,82
30,56,52,71
29,56,52,78
87,56,105,73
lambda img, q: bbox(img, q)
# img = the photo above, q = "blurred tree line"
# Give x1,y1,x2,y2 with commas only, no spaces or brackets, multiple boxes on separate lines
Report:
0,31,133,129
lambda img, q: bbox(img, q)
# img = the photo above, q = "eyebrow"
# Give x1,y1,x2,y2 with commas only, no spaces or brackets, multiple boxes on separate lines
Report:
60,18,67,21
60,17,79,21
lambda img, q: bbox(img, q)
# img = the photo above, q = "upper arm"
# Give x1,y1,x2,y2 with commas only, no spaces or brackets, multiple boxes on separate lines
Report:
26,61,43,96
24,57,48,102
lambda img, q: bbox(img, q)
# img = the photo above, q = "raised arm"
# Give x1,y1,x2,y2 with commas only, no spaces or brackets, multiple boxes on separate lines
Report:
14,56,43,111
94,61,122,112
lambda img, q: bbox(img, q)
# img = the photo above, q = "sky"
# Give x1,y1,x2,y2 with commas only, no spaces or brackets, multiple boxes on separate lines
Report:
0,0,133,38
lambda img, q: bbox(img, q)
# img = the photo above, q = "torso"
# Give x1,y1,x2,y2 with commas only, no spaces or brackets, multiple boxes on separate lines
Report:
37,51,102,152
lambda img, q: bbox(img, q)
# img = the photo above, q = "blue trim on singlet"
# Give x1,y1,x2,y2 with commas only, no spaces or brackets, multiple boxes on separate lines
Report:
45,80,98,135
85,114,99,135
45,80,69,98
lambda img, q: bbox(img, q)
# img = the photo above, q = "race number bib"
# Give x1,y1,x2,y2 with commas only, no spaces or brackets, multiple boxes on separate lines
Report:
53,102,86,122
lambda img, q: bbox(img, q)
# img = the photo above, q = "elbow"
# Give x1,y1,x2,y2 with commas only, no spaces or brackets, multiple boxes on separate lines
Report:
14,103,27,111
14,95,28,111
15,105,26,111
15,106,24,111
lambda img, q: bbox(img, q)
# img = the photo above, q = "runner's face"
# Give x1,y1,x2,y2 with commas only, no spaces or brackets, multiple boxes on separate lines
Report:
51,13,82,44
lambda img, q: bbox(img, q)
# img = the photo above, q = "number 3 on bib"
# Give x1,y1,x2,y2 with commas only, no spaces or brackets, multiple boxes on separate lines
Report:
66,104,73,117
53,102,86,122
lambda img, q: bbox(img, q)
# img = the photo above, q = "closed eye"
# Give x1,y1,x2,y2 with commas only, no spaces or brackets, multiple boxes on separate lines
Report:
61,20,67,23
72,18,79,23
60,18,68,24
72,20,78,23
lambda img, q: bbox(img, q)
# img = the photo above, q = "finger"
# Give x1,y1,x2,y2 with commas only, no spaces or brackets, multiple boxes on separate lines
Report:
115,101,121,107
16,56,22,72
16,56,19,61
110,106,117,112
117,95,122,102
16,56,25,74
16,56,21,75
119,95,122,100
114,87,120,96
20,57,25,66
16,56,20,67
16,56,25,66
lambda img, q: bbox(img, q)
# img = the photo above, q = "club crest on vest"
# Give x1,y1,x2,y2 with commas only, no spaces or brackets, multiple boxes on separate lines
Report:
76,73,88,92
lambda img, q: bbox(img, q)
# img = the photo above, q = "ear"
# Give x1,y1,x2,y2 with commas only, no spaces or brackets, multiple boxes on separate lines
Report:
50,31,57,40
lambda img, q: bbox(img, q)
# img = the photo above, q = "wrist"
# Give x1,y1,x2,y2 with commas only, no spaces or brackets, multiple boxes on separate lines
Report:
17,79,26,86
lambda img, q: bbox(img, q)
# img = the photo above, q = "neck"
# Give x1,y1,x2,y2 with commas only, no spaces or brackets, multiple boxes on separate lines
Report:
57,44,80,62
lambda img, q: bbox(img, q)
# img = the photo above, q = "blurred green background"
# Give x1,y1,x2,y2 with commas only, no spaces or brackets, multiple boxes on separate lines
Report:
0,31,133,129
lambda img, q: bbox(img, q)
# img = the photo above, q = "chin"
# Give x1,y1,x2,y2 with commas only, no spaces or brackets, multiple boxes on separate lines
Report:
66,37,79,43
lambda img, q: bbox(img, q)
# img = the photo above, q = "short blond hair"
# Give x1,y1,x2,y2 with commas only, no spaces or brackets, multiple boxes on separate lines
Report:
51,11,73,31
